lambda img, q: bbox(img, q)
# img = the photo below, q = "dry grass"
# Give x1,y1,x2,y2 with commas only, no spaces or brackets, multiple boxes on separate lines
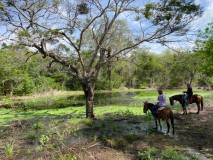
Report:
10,90,84,101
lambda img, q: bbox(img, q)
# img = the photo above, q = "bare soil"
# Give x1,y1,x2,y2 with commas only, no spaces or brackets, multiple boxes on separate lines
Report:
76,101,213,160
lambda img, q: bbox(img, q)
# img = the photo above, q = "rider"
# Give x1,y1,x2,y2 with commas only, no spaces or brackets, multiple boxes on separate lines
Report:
183,83,193,105
151,89,166,117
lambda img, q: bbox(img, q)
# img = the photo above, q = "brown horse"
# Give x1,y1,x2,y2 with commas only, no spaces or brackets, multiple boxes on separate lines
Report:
143,102,174,134
169,94,203,114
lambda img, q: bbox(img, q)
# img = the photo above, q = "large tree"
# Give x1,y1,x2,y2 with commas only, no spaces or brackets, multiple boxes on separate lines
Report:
0,0,202,118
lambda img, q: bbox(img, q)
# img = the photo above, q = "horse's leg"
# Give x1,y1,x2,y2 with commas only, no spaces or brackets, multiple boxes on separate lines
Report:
170,113,175,134
201,97,204,111
155,119,158,130
196,102,200,114
166,120,170,134
185,105,187,114
158,119,162,131
182,105,187,114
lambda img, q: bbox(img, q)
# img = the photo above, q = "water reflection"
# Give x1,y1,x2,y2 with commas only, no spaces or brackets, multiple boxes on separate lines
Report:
67,91,143,106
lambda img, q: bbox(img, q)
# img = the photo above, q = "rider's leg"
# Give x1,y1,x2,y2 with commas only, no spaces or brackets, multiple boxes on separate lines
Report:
184,94,188,105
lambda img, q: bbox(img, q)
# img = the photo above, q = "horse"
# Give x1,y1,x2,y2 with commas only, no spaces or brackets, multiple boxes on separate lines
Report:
143,101,174,134
169,94,203,114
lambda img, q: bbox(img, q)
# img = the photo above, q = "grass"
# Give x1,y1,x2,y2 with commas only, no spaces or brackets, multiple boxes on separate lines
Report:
0,105,145,124
138,147,202,160
0,89,212,124
0,89,212,159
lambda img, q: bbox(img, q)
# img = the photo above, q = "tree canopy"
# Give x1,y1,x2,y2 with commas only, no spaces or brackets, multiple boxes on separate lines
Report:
0,0,202,118
195,22,213,76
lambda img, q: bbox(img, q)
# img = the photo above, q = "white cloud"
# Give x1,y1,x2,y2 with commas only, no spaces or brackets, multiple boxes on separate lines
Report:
191,0,213,30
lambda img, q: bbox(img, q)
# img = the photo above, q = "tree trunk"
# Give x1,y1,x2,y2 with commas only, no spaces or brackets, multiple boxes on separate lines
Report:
82,82,95,118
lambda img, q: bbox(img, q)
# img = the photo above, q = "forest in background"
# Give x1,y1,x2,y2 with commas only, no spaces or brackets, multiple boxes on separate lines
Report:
0,44,212,96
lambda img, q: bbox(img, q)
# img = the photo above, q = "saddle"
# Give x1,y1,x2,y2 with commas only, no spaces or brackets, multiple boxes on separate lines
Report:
156,106,166,115
158,106,166,110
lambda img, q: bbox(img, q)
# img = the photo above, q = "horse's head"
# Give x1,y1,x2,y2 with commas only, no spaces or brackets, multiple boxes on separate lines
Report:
143,101,149,113
169,97,174,106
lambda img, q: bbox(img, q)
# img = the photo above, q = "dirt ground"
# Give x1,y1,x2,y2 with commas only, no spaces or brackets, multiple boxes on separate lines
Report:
76,101,213,160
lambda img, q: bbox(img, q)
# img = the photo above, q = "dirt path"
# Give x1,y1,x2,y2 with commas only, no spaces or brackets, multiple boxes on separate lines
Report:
80,101,213,160
174,100,213,157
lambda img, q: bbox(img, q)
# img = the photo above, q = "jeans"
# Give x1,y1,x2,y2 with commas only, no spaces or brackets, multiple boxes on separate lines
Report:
151,105,160,117
183,93,188,104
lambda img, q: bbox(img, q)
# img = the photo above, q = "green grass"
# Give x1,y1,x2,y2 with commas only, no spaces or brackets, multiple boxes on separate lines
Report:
134,89,213,103
0,89,212,124
0,105,145,124
0,89,211,160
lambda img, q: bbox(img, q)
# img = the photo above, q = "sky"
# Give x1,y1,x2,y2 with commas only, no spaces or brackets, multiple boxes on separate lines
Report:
134,0,213,53
0,0,213,54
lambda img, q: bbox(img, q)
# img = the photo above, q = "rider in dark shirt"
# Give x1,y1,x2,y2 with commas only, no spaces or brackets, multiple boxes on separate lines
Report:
183,84,193,105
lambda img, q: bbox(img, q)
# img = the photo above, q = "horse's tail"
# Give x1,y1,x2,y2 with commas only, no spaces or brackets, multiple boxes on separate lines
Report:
170,110,175,134
201,96,204,111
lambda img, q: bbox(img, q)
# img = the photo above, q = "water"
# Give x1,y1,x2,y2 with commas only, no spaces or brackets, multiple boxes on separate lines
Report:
68,91,143,106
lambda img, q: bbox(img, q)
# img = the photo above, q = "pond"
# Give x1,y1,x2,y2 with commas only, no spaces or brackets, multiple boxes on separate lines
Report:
67,91,144,107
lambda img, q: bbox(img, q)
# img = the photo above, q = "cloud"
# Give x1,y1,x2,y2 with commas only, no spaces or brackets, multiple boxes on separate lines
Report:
191,0,213,30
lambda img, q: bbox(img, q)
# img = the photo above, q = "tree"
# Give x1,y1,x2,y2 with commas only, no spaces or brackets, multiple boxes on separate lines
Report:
0,0,202,118
0,47,27,95
195,22,213,76
0,45,64,95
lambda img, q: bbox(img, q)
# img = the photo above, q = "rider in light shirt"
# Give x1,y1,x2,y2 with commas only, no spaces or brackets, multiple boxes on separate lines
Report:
157,89,166,107
151,89,166,117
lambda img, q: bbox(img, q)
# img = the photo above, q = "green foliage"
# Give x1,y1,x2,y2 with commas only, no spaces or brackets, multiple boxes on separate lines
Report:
39,134,50,145
144,3,155,19
125,133,140,143
151,0,201,27
53,154,77,160
138,147,159,160
33,122,44,131
195,22,213,76
0,46,67,96
18,30,30,37
14,75,35,95
4,141,14,158
26,132,37,143
162,148,186,160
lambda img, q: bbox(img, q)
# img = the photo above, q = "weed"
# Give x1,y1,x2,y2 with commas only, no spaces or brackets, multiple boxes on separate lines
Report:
91,135,97,142
4,141,15,158
162,148,185,160
53,153,77,160
33,122,44,131
82,118,93,126
190,154,202,160
122,109,135,118
143,112,152,121
27,148,31,154
138,147,159,160
39,134,50,145
106,138,117,148
26,132,37,143
35,145,43,152
125,133,140,143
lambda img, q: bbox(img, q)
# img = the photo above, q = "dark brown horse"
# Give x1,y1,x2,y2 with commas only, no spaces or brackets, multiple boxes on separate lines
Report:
169,94,203,114
143,102,174,134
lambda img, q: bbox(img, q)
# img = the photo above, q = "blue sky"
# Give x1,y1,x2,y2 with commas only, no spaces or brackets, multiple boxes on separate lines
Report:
129,0,213,53
0,0,213,54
